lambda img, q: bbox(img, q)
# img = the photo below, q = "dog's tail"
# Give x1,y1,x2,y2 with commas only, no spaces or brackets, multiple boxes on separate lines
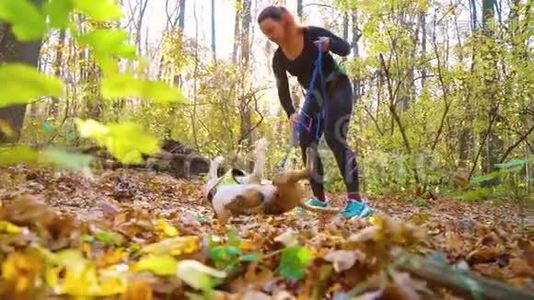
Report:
208,156,225,181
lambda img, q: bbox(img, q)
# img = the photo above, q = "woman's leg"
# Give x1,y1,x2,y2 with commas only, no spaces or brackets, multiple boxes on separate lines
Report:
323,76,361,200
298,99,326,201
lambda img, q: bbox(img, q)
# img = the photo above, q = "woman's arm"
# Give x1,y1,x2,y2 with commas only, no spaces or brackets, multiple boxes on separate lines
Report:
309,26,351,56
272,55,295,118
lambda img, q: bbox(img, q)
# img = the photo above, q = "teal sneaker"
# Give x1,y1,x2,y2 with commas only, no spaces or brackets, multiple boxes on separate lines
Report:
340,200,373,218
297,198,329,213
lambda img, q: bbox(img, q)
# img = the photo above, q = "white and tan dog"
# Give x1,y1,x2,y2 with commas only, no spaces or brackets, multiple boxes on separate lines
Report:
204,139,339,223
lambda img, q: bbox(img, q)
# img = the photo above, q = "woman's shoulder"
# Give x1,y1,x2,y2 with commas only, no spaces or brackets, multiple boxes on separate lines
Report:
305,25,328,36
272,47,285,62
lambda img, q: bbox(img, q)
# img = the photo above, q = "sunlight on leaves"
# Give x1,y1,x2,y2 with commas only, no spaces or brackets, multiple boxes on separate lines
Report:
0,63,63,108
277,246,312,280
75,118,160,164
72,0,122,22
102,73,185,104
0,0,45,41
133,254,177,276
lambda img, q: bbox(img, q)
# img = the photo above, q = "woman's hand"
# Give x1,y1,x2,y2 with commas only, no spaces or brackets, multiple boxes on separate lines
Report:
314,36,330,52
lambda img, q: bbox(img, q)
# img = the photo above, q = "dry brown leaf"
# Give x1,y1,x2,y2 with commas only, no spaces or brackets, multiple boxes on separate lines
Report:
323,250,364,273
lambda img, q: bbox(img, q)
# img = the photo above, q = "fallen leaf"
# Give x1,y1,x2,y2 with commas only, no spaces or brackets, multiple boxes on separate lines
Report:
133,254,177,276
121,280,153,300
142,235,200,256
274,229,299,247
176,260,226,291
324,250,363,273
277,246,312,280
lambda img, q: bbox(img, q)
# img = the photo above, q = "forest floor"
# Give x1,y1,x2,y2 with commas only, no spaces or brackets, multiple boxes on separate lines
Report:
0,166,533,299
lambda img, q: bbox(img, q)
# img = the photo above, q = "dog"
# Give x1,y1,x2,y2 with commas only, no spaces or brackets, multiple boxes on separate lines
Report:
204,139,340,223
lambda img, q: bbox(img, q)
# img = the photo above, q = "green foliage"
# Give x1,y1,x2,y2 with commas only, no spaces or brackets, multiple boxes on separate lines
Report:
43,0,74,29
461,187,494,202
101,73,184,104
0,63,63,108
78,29,136,66
72,0,122,22
0,0,46,41
467,156,533,203
0,145,39,166
207,228,262,274
277,246,312,280
75,119,160,164
39,147,93,170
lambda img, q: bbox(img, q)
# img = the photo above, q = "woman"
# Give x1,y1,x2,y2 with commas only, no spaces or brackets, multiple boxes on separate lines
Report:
257,6,372,218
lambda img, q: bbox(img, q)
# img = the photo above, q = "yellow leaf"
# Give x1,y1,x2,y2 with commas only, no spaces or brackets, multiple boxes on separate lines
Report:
122,280,153,300
132,254,177,276
2,247,44,292
176,260,226,291
0,220,23,234
46,250,127,296
142,236,200,256
154,219,179,238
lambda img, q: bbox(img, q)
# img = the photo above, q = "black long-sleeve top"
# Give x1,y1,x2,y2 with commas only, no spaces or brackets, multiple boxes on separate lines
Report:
272,26,351,118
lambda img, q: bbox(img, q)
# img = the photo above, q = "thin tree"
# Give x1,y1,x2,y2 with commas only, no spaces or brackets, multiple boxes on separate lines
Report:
0,0,43,143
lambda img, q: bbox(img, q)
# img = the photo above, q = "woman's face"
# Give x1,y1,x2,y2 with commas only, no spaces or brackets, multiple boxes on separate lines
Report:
259,18,286,44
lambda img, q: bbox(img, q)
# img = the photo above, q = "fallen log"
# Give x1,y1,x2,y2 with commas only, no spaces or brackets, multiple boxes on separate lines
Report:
77,140,211,179
397,254,534,300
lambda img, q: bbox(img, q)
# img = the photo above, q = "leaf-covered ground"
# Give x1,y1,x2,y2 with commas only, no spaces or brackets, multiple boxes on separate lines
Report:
0,166,533,299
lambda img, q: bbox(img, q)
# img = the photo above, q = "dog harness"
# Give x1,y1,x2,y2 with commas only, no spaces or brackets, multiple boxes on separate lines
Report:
206,168,247,203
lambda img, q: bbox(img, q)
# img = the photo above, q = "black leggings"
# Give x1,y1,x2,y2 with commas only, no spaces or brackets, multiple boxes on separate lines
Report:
299,75,359,199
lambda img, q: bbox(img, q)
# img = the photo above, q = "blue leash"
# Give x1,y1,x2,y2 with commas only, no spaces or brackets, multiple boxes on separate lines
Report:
278,42,328,172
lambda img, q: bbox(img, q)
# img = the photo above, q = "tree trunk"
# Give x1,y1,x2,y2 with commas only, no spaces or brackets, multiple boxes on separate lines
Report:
480,0,503,176
178,0,186,31
240,0,251,67
419,12,427,88
232,0,241,64
351,9,361,103
342,11,349,63
297,0,303,19
211,0,217,63
239,0,252,153
49,30,66,119
0,0,43,143
135,0,149,55
482,0,495,30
